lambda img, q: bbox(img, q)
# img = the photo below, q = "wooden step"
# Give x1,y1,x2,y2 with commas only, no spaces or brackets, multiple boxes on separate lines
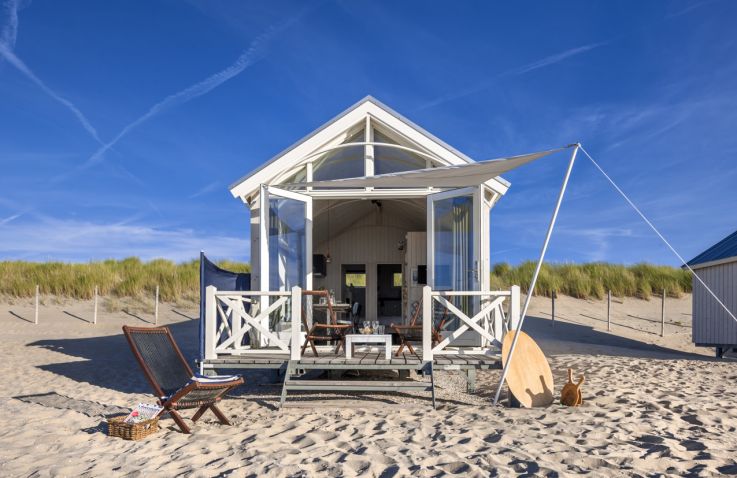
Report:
284,379,432,392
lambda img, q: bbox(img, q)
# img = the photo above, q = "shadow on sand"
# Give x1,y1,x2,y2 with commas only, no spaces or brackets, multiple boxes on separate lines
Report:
25,313,713,404
523,315,709,360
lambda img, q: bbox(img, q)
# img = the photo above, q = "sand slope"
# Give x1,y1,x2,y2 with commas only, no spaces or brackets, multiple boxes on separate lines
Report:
0,294,736,477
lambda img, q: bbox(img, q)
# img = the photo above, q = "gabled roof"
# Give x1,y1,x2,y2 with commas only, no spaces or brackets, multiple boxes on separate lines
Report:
229,96,509,200
687,229,737,269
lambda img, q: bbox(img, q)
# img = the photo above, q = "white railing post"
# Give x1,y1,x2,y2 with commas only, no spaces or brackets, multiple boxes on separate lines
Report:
422,286,432,362
291,286,302,360
510,285,521,331
204,286,217,360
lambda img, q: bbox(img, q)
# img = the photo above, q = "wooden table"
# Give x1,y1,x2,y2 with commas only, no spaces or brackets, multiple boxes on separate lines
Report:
313,302,351,321
345,334,392,360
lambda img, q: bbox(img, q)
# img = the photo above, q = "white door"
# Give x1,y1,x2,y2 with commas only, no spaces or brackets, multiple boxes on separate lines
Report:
427,186,482,345
259,185,313,292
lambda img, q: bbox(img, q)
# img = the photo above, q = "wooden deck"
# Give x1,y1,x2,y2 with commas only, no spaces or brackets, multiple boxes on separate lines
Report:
201,350,502,371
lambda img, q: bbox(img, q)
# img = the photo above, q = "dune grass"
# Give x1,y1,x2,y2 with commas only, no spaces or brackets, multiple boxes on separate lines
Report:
0,259,689,302
490,262,691,299
0,258,250,302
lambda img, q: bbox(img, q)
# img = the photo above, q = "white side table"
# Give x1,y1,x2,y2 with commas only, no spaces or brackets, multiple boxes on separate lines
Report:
345,334,392,360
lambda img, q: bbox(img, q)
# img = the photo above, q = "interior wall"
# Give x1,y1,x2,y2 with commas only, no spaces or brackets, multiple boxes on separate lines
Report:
313,199,425,320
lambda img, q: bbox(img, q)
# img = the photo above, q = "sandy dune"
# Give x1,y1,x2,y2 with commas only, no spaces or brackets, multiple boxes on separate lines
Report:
1,294,736,477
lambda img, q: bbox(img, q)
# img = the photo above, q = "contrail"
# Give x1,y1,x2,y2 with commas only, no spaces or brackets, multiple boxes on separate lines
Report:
0,0,104,144
418,42,605,111
501,42,604,77
81,12,305,170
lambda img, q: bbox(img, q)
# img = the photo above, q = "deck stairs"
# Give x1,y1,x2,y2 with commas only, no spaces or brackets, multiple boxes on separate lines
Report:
280,361,436,408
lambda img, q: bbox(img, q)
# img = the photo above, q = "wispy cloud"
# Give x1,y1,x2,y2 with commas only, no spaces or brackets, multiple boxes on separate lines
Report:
188,181,220,199
0,0,19,48
418,42,605,111
0,0,103,144
0,216,249,262
77,10,307,172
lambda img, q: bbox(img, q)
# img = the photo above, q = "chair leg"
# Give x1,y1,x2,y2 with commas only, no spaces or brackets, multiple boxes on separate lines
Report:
191,405,209,423
169,409,191,434
209,404,231,425
395,340,405,356
406,341,416,356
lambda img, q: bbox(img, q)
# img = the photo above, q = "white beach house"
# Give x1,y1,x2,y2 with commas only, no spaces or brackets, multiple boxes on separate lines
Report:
201,97,546,402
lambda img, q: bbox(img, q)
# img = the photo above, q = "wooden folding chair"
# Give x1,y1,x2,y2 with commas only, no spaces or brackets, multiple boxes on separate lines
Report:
123,325,244,434
390,300,449,357
300,290,352,356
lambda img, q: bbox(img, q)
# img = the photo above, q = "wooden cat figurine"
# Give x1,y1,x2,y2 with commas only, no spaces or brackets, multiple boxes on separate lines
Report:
560,368,584,406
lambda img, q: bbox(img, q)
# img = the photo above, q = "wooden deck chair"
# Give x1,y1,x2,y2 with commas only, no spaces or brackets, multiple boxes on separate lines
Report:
300,290,352,356
390,300,449,357
123,325,244,434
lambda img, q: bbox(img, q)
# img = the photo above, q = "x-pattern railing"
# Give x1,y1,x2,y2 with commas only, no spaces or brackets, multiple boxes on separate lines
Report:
204,287,303,360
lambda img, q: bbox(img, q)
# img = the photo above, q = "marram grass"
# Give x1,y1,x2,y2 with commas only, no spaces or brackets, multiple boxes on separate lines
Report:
0,259,688,301
0,258,250,302
490,262,691,299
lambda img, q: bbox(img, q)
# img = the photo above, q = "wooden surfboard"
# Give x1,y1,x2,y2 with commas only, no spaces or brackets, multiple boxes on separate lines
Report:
501,330,554,408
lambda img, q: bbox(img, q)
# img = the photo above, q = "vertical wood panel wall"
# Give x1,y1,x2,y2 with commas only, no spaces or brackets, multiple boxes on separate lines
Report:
692,261,737,346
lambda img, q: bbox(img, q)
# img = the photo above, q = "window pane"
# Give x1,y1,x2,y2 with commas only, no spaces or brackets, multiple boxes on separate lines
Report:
313,130,365,182
344,273,366,287
279,166,306,186
373,130,427,175
433,194,474,291
393,272,402,287
269,196,306,290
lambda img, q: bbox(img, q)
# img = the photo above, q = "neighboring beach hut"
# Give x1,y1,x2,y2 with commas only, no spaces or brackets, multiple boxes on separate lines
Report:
687,229,737,357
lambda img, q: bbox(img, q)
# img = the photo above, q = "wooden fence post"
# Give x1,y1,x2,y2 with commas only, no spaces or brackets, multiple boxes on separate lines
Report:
661,288,665,337
607,290,611,332
93,286,98,325
154,285,159,325
34,285,39,325
551,291,556,326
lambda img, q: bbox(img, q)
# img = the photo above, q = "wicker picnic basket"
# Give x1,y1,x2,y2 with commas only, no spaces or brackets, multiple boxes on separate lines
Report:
107,416,159,440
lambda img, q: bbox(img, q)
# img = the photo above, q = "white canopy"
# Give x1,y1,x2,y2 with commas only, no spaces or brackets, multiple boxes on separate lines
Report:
299,146,568,189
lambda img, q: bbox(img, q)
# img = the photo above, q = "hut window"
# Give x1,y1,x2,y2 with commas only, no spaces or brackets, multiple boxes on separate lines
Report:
312,130,365,182
373,130,427,175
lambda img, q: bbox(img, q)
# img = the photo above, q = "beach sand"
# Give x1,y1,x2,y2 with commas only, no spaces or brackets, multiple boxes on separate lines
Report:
1,293,736,477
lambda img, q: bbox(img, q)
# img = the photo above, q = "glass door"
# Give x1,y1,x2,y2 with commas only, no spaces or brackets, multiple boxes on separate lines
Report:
427,186,481,345
259,185,313,292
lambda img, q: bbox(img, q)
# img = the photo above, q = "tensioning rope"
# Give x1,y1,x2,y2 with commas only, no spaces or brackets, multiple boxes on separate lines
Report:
579,145,737,323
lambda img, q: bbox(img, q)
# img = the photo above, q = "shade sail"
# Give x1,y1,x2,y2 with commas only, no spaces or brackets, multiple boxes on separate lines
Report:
298,147,567,189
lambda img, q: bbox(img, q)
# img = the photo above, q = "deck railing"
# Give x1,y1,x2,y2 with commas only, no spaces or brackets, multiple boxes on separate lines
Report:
203,284,520,363
203,286,303,361
421,285,520,361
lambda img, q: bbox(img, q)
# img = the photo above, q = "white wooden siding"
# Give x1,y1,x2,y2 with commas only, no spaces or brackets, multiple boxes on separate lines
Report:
692,261,737,345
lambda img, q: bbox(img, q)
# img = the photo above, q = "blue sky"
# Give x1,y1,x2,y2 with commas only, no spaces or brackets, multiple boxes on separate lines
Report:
1,0,736,265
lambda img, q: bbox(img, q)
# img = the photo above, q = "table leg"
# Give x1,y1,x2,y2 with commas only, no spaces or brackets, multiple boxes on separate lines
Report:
385,339,391,360
346,338,352,359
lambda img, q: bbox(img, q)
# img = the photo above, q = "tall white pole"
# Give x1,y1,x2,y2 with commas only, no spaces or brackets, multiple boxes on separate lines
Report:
34,285,39,325
493,145,580,406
